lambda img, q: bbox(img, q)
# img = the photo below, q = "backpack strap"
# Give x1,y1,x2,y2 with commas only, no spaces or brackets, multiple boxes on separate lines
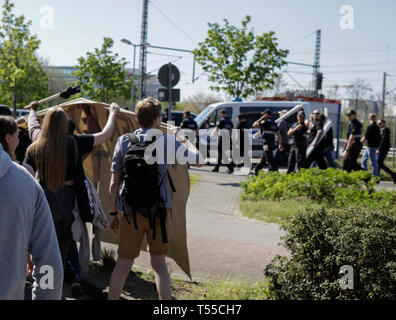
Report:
127,133,139,145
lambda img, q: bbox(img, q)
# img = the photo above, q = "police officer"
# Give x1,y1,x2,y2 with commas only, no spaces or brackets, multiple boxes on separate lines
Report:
210,109,235,174
376,119,396,183
305,109,327,170
253,109,283,175
343,110,363,172
181,111,199,143
163,108,170,123
287,110,308,174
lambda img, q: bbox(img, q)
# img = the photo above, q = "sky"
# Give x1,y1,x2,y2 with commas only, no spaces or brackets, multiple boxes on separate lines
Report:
10,0,396,101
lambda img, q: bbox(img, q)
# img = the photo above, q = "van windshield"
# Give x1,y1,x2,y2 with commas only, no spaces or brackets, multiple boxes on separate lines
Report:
195,105,215,125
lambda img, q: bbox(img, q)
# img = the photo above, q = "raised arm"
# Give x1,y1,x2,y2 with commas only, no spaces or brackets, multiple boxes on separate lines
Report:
27,102,41,142
93,103,120,147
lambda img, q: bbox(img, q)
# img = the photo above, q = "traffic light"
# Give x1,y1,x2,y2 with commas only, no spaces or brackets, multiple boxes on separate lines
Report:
316,73,323,90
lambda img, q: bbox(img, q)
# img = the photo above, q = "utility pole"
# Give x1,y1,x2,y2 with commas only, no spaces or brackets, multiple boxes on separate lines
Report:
382,72,387,119
139,0,149,100
313,29,321,97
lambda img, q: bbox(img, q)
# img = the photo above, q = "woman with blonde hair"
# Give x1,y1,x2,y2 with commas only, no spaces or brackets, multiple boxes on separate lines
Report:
24,103,119,264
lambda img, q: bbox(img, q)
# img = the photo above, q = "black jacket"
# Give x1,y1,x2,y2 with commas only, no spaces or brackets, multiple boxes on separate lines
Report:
364,122,381,148
378,127,391,154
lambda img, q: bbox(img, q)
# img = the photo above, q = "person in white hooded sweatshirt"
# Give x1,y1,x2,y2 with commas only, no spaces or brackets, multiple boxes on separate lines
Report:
0,143,63,300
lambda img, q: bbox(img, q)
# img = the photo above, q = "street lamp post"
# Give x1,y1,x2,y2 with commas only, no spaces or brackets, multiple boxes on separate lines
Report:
121,39,139,112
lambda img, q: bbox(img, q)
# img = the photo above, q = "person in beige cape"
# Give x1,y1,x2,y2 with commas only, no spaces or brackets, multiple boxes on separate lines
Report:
107,98,204,300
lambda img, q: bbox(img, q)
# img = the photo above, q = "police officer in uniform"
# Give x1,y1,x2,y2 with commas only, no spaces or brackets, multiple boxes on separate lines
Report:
210,109,235,174
181,111,199,143
287,110,308,173
305,110,327,170
253,109,283,175
343,110,363,172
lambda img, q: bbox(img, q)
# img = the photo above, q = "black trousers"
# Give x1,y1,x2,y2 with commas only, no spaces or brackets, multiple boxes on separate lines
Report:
44,186,76,266
377,151,396,179
275,143,290,167
343,141,363,172
287,144,306,174
255,144,277,175
215,137,234,170
305,146,327,170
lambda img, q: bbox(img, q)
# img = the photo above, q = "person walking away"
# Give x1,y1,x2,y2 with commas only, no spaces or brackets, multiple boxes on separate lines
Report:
107,97,204,300
305,110,327,170
376,119,396,183
320,114,336,168
343,110,363,172
23,104,120,267
274,110,290,167
253,110,284,175
287,111,308,174
210,109,235,174
361,113,381,177
0,143,63,300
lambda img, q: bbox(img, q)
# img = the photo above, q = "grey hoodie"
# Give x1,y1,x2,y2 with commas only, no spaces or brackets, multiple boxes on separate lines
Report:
0,144,63,300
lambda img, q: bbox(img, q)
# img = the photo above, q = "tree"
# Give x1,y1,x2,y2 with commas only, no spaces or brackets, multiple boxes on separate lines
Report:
193,16,288,99
72,37,132,104
0,0,48,115
177,92,222,114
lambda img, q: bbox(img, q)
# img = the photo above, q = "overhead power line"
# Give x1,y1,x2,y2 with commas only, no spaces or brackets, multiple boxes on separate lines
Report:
285,31,316,49
148,0,197,45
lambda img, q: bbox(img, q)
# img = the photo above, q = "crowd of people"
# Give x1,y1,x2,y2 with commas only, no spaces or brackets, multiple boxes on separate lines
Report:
208,107,396,182
0,97,204,300
1,97,395,300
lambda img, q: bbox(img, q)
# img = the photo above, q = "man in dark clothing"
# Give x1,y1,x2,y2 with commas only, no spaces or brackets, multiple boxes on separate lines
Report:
274,110,291,167
181,111,199,143
376,119,396,183
305,110,327,170
210,109,235,174
343,110,363,172
253,109,284,175
361,113,381,177
287,111,308,173
235,115,250,168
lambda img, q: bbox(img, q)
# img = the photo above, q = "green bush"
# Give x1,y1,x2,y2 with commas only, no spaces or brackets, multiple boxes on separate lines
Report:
241,168,395,210
265,208,396,300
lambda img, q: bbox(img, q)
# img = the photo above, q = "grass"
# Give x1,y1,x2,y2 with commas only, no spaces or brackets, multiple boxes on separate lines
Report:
190,173,202,187
183,277,271,300
240,198,326,226
88,249,270,300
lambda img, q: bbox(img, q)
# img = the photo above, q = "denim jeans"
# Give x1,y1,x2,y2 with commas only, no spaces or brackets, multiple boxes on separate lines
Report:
362,147,379,177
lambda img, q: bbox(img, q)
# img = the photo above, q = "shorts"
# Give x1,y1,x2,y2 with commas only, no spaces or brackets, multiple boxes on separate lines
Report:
118,209,171,260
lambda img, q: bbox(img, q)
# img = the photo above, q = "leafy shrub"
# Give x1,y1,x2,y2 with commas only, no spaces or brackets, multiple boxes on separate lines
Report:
265,208,396,300
241,168,395,210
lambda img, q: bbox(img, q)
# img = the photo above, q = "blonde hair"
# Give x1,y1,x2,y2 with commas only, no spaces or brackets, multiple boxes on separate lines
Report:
26,107,73,192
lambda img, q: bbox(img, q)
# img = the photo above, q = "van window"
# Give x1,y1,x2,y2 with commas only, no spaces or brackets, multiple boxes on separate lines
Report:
207,107,232,128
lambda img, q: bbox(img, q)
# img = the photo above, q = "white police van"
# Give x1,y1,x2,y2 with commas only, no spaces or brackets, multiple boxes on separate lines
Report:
195,98,342,159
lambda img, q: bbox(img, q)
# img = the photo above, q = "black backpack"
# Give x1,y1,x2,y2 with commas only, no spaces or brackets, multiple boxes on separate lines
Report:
122,133,175,243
